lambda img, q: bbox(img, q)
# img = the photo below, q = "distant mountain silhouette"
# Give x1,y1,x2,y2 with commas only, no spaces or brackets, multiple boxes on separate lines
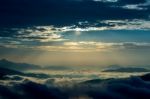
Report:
0,59,71,72
0,59,41,71
0,67,24,79
0,66,50,79
105,65,122,70
0,59,51,79
103,67,150,72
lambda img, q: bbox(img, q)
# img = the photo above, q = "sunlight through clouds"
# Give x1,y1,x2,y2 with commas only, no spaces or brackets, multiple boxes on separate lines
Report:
0,0,150,66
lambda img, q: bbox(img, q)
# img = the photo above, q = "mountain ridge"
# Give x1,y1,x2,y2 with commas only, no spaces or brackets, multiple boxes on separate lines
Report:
103,67,150,72
0,59,41,71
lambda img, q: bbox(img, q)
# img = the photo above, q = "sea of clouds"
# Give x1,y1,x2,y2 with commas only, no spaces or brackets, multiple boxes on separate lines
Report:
0,73,150,99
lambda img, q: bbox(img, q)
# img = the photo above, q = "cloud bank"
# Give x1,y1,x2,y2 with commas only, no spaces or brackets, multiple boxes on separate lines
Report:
0,73,150,99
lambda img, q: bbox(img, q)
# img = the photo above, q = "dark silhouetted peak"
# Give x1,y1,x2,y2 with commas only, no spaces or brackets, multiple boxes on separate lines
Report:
0,59,10,63
0,59,41,71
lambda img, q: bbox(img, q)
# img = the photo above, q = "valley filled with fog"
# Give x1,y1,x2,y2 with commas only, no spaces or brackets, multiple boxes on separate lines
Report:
0,59,150,99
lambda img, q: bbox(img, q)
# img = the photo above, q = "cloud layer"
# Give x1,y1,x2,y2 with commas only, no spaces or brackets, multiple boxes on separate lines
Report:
0,73,150,99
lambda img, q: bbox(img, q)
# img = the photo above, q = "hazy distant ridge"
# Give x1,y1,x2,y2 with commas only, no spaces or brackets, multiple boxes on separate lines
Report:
103,67,150,72
0,59,41,71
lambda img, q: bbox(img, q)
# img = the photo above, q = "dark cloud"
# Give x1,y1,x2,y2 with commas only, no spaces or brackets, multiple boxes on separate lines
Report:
117,0,147,5
0,81,66,99
0,0,149,27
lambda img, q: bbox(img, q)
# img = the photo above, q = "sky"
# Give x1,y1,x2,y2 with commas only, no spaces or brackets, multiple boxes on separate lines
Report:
0,0,150,67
